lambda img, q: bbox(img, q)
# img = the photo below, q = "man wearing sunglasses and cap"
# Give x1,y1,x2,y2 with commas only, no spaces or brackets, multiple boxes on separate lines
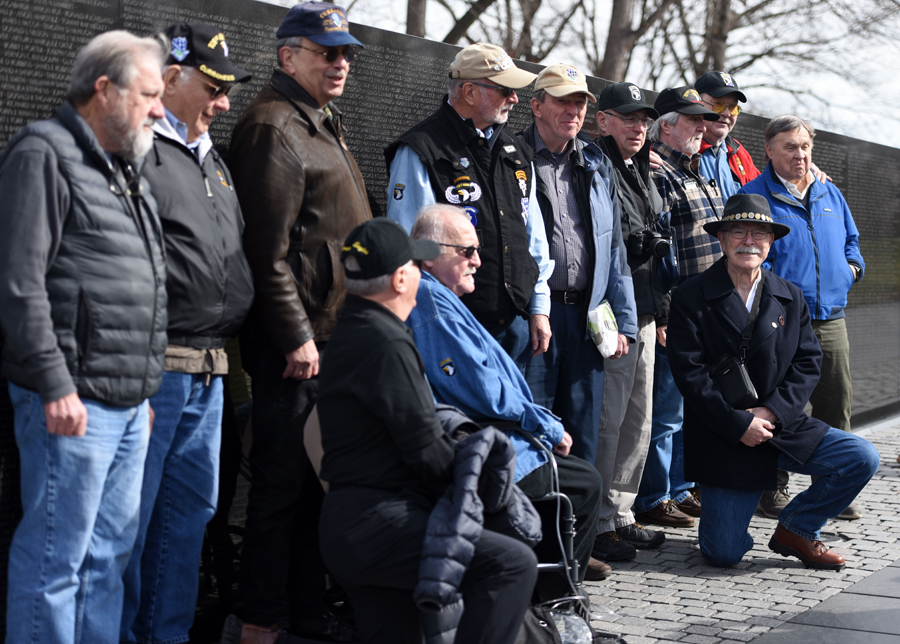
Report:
228,2,372,640
119,22,255,644
386,43,554,376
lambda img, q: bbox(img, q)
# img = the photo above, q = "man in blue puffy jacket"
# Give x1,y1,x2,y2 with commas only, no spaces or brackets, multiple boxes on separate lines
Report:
739,114,865,520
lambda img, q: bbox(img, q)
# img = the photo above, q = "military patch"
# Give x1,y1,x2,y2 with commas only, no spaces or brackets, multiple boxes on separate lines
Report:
393,183,405,200
503,145,517,153
459,157,470,168
566,67,578,80
521,197,529,221
719,72,735,87
171,37,189,61
440,358,456,376
463,206,478,226
682,88,701,103
515,169,528,196
445,175,482,204
216,169,231,189
629,85,641,100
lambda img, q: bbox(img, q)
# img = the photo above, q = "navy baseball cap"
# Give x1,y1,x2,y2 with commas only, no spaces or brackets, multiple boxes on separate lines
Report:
654,86,719,121
597,82,659,118
694,71,747,103
164,23,251,84
276,2,363,48
341,219,439,280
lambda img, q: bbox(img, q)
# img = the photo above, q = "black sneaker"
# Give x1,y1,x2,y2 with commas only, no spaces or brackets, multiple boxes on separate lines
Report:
616,522,665,549
757,486,791,519
591,531,636,561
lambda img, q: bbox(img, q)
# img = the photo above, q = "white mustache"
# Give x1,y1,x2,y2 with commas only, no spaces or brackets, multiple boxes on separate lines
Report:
464,267,477,276
735,246,762,255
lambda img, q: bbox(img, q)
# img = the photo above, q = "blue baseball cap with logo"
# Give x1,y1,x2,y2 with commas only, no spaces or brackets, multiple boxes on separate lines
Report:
276,2,364,48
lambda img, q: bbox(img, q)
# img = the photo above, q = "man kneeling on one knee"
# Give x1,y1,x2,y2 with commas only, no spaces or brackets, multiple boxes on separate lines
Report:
666,193,879,569
407,204,607,588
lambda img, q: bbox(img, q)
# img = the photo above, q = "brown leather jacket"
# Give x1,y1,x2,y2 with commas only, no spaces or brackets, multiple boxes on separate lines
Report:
230,69,372,354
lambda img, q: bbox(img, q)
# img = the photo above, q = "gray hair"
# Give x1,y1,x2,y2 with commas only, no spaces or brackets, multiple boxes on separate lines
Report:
448,78,466,99
764,115,816,145
532,89,548,103
411,204,470,243
276,36,304,68
648,111,679,142
67,30,166,106
343,256,410,296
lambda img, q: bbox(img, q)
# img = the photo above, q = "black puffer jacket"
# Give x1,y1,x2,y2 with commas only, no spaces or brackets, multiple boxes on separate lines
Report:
414,419,542,612
143,124,253,348
0,102,167,406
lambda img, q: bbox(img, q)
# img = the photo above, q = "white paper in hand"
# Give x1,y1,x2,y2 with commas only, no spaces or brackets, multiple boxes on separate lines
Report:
588,300,618,358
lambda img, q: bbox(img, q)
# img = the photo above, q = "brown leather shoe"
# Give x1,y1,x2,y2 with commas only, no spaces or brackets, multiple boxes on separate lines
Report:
676,491,702,517
768,524,845,570
585,557,613,581
635,500,695,527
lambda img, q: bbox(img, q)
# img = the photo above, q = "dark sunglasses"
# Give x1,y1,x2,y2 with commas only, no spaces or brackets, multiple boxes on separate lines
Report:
187,72,234,99
466,81,514,98
292,44,357,64
439,242,480,258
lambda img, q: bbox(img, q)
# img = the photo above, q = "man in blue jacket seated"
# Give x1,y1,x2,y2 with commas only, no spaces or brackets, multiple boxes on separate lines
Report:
666,193,879,570
739,115,866,520
318,218,537,644
407,204,608,589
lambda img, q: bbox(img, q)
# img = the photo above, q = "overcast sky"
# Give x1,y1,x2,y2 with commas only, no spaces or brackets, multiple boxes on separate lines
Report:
258,0,900,147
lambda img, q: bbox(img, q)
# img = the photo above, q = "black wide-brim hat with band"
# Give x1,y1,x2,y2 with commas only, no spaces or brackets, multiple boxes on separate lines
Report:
164,23,251,84
341,218,440,280
704,194,791,240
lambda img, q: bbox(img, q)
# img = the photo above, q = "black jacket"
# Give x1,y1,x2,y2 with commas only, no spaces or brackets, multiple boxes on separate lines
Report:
667,258,829,489
0,102,167,406
385,99,537,325
596,135,667,316
144,127,253,348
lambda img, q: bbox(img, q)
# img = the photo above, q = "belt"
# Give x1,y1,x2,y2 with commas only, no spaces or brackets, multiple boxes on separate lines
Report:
550,290,585,305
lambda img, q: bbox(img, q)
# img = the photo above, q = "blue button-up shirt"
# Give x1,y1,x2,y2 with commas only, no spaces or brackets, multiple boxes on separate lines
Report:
407,271,565,481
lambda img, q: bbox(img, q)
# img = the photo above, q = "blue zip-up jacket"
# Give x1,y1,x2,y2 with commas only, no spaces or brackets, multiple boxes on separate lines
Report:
407,272,565,481
739,164,864,320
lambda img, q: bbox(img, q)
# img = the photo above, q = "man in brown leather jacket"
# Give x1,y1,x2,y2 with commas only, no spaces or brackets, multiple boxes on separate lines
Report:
228,3,371,641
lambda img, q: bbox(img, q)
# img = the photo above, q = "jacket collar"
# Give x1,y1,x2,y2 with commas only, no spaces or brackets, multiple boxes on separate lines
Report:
761,162,825,207
652,140,699,174
441,97,507,148
598,134,651,184
269,68,342,135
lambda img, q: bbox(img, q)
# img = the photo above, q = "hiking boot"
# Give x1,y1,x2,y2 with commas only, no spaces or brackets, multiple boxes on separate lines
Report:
616,522,665,549
757,486,791,519
634,500,695,528
591,531,636,561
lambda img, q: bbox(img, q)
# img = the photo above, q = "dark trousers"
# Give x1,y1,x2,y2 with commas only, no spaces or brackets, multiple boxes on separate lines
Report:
240,344,326,627
518,453,602,597
320,488,537,644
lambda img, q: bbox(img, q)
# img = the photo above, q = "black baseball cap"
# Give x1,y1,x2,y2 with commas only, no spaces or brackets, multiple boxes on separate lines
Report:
164,23,251,84
341,219,439,280
276,1,363,47
703,194,791,240
654,86,719,121
597,82,659,118
694,71,747,103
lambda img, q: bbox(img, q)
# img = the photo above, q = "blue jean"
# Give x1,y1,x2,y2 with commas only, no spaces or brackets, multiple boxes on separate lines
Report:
699,427,880,567
120,372,223,644
633,344,694,514
524,302,605,464
6,383,149,644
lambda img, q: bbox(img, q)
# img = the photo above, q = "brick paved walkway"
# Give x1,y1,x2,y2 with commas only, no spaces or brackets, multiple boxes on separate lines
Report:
586,419,900,644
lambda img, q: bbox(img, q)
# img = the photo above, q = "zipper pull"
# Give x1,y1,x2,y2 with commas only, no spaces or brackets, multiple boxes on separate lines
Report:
203,176,213,198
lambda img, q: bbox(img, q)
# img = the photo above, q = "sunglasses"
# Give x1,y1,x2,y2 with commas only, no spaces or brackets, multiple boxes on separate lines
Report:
187,72,234,99
292,44,357,64
702,99,742,116
466,81,515,98
439,242,480,258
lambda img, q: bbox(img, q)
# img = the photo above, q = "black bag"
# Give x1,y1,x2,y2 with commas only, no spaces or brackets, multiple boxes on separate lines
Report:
711,271,764,409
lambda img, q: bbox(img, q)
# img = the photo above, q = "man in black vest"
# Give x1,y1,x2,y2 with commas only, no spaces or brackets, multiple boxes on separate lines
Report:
119,23,254,644
385,43,552,372
0,31,168,644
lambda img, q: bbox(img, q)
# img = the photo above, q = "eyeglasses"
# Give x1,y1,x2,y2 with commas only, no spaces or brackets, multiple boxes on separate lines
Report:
603,111,654,129
701,99,742,116
439,242,480,258
291,44,357,64
186,72,234,99
723,228,771,240
466,81,515,98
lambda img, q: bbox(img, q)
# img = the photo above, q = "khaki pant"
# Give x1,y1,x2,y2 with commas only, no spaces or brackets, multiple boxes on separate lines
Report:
595,315,656,533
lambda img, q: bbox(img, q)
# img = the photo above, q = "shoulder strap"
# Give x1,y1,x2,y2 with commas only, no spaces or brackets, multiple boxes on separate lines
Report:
740,270,765,362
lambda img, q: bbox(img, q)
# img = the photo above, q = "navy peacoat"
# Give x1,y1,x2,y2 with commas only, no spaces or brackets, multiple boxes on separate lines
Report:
667,257,830,490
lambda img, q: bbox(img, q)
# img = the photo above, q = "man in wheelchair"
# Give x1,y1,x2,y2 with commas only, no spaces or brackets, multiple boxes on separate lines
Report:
406,204,609,592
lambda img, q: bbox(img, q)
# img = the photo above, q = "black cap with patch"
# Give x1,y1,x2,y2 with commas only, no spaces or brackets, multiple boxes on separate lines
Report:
694,71,747,103
341,218,440,280
597,82,659,119
164,23,251,84
654,86,719,121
